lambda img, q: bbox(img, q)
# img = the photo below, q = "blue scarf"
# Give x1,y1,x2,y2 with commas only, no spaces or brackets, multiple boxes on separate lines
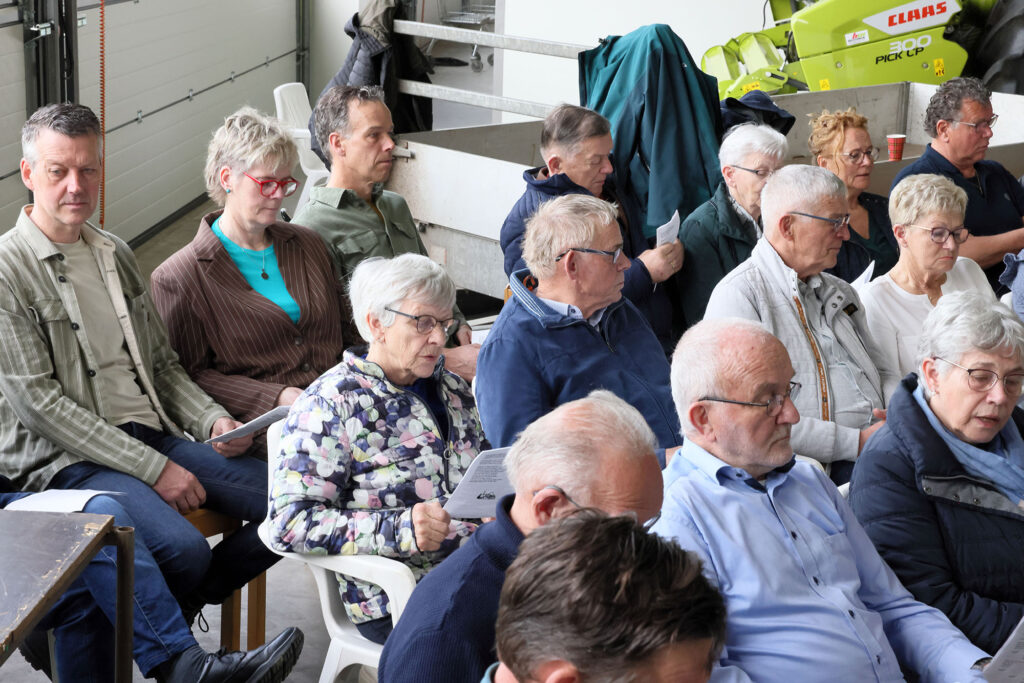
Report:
913,384,1024,505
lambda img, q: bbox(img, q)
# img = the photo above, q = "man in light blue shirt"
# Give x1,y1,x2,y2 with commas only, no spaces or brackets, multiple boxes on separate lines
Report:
653,318,991,682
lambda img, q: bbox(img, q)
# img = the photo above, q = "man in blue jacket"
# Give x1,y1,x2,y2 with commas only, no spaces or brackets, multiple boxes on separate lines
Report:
500,104,682,352
479,194,680,450
377,390,664,683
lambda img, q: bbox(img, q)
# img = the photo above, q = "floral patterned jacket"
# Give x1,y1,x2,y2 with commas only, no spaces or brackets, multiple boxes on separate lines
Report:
269,348,488,624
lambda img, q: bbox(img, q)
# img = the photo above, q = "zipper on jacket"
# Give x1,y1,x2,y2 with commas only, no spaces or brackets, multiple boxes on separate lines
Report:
395,382,454,493
792,295,830,420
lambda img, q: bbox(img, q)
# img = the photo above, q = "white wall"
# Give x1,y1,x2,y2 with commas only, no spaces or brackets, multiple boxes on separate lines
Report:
310,0,359,103
499,0,769,116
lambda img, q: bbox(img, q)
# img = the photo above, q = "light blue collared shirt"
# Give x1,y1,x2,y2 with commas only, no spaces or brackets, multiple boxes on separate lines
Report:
536,295,607,328
652,440,987,683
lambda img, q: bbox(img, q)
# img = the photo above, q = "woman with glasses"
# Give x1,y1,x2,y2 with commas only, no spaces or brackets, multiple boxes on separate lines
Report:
859,174,993,384
270,253,488,644
151,107,346,454
850,292,1024,654
677,123,788,327
809,108,899,283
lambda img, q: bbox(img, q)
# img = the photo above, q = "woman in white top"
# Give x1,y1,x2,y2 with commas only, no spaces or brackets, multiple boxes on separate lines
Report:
859,173,994,389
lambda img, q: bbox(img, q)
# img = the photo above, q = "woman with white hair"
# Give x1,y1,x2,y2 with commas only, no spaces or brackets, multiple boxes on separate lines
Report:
810,108,898,282
859,174,994,383
678,123,788,326
152,107,347,454
269,253,488,644
851,291,1024,654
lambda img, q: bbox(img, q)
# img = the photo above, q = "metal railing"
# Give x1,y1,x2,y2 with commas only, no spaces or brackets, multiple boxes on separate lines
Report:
392,19,592,119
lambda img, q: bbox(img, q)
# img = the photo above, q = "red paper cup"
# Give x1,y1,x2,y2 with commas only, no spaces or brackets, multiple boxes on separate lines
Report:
887,134,906,161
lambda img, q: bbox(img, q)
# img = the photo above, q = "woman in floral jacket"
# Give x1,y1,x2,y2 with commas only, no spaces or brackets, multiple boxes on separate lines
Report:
269,253,488,643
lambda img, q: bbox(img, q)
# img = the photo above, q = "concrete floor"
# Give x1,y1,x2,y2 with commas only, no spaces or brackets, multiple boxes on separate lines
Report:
1,38,497,683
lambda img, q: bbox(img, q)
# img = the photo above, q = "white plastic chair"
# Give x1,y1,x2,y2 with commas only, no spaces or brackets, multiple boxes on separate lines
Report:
273,82,329,215
260,420,417,683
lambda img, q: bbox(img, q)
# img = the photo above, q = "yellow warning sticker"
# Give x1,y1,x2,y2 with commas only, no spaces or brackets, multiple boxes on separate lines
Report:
741,81,762,93
819,78,831,90
934,58,945,77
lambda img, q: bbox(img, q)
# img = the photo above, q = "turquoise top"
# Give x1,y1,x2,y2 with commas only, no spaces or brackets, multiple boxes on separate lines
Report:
211,217,300,323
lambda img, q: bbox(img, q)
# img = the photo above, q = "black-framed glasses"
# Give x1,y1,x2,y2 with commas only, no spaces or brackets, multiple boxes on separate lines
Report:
732,165,774,179
953,114,998,132
384,307,457,336
553,246,623,264
789,211,851,235
838,147,879,164
933,357,1024,397
905,224,970,244
244,172,299,198
532,484,661,530
699,380,801,418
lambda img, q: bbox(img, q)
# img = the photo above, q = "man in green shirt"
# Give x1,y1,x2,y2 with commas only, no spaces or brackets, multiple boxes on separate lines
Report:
295,84,479,380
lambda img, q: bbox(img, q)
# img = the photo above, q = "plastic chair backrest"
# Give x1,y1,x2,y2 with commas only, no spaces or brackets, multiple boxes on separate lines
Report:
272,82,329,178
262,418,417,680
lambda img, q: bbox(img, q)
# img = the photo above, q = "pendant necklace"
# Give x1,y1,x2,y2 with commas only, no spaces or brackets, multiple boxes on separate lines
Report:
260,248,269,280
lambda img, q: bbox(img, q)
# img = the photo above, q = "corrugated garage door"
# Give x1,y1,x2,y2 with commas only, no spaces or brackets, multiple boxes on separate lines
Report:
0,3,27,224
75,0,298,242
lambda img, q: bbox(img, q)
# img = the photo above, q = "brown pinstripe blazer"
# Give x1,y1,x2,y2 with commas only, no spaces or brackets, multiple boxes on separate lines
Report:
150,211,346,423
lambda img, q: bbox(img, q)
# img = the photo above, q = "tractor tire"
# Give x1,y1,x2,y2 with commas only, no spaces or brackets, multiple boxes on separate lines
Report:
964,0,1024,95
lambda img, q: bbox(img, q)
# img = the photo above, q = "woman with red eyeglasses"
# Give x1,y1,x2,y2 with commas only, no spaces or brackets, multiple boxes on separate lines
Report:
151,107,346,456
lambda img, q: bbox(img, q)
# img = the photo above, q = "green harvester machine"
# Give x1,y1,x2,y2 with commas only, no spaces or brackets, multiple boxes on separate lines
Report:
703,0,1024,97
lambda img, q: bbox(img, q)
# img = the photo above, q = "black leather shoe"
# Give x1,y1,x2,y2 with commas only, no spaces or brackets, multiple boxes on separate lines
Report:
158,627,304,683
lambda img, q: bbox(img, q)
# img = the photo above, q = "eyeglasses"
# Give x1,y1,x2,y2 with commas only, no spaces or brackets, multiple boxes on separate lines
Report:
933,357,1024,397
532,484,662,530
243,173,299,198
699,380,801,418
789,211,851,235
732,165,774,179
553,246,624,263
384,307,458,336
838,147,879,164
953,114,998,132
905,224,970,244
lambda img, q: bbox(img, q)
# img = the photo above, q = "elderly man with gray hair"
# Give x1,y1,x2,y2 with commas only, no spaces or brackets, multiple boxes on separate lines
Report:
678,123,788,327
652,317,992,682
705,165,897,484
892,76,1024,291
500,103,682,351
477,193,679,450
378,389,664,683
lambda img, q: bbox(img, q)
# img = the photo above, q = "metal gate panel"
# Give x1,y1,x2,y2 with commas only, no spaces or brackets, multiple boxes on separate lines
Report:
75,0,296,241
0,21,27,226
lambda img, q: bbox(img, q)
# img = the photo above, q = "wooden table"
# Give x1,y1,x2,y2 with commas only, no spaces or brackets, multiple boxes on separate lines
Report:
0,510,134,682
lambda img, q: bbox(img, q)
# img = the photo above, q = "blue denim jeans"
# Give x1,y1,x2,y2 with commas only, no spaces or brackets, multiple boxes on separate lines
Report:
48,422,279,605
31,495,197,680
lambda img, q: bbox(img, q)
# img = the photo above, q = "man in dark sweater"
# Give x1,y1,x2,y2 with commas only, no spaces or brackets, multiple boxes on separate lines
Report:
377,390,664,683
891,77,1024,291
